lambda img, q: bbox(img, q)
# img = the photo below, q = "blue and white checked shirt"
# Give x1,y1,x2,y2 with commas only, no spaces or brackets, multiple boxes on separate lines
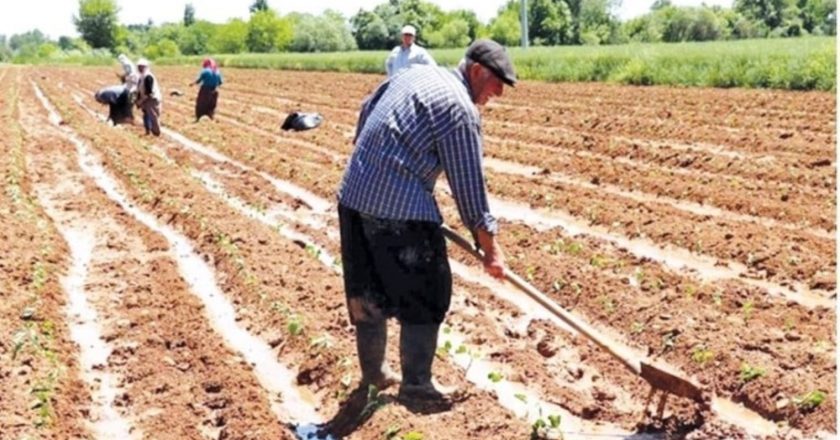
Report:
338,65,498,235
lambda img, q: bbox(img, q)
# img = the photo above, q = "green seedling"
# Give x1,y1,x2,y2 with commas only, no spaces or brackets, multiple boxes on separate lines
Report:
287,315,304,337
309,334,333,351
683,284,696,299
514,393,528,404
661,331,678,352
488,371,504,383
305,243,321,259
691,346,714,365
630,322,645,334
633,268,645,284
360,385,387,419
599,296,615,314
383,425,401,439
443,326,451,335
455,345,468,355
547,414,561,429
783,317,795,332
589,254,609,268
793,390,827,410
436,340,453,357
742,300,755,320
525,265,537,281
551,279,565,292
403,432,424,440
739,363,766,383
712,290,723,307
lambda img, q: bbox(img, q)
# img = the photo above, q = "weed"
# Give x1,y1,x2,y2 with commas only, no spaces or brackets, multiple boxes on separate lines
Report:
739,363,766,383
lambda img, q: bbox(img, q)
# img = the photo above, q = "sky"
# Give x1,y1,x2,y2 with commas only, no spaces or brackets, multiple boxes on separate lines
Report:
2,0,733,40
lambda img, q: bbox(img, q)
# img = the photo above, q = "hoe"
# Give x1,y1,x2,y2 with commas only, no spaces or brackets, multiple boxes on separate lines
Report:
442,225,707,404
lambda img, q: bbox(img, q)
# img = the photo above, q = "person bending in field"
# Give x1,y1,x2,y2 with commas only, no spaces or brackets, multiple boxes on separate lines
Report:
337,40,515,405
192,57,223,122
135,58,162,136
94,84,133,125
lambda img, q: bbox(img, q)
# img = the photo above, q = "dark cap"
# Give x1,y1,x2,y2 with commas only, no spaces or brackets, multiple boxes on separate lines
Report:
465,39,517,86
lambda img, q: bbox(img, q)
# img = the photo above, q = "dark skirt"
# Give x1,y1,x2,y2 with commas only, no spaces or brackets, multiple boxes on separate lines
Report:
338,204,452,325
195,86,218,120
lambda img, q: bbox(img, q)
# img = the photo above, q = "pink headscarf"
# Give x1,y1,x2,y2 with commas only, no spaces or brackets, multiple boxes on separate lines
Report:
202,58,218,72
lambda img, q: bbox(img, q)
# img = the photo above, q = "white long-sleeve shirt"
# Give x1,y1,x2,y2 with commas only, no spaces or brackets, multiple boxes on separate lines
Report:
385,44,436,77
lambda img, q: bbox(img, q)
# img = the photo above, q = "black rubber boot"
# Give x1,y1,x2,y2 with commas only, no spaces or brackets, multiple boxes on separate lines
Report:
355,320,399,390
398,323,456,402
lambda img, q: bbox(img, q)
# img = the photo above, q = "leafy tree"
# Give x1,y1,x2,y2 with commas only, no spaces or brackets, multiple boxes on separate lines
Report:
74,0,120,49
250,0,269,13
290,10,357,52
488,4,521,46
529,0,574,45
621,15,662,42
144,38,180,59
180,20,216,55
734,0,788,29
651,0,673,11
184,3,195,27
449,9,482,41
9,30,47,50
209,19,249,53
246,9,293,52
351,10,390,49
578,0,622,44
426,17,471,48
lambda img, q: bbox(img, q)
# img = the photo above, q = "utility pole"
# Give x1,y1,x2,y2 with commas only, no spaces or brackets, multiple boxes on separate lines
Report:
520,0,529,48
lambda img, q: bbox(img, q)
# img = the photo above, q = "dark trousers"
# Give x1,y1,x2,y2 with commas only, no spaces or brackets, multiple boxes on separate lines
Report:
338,204,452,325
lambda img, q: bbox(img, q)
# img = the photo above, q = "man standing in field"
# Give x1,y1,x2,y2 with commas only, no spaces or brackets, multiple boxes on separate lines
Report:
385,25,437,77
338,39,515,404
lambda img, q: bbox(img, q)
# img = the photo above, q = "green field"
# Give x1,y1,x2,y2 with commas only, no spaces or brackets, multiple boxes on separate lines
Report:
30,37,833,91
156,37,836,91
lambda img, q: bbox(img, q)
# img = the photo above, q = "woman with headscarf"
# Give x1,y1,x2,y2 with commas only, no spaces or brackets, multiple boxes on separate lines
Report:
193,58,223,122
136,58,162,136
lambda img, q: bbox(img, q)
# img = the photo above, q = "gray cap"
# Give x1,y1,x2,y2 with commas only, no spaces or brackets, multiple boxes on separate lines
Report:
465,39,517,86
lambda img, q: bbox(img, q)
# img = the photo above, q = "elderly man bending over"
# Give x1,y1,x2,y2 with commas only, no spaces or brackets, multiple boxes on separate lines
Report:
338,40,516,404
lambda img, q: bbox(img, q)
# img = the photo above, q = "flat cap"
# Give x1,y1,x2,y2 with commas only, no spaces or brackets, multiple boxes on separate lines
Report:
466,39,516,86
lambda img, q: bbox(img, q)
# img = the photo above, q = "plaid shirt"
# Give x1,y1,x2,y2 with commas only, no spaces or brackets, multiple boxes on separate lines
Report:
338,65,497,234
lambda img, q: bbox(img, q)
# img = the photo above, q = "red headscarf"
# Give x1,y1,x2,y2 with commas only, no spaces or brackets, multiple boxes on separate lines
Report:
202,58,218,72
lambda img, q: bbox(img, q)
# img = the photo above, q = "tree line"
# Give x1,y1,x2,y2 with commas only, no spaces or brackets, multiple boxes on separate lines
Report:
1,0,835,62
